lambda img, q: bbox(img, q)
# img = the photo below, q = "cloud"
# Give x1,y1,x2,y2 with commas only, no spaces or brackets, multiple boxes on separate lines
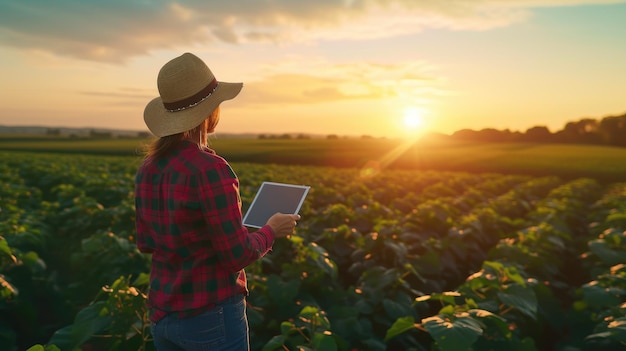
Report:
237,60,445,106
0,0,623,63
0,1,210,63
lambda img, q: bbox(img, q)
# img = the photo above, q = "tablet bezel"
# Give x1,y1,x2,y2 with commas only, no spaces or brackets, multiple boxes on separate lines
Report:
242,181,310,228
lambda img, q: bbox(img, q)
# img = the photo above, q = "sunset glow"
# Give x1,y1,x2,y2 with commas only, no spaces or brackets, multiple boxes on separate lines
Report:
0,2,625,138
403,107,425,129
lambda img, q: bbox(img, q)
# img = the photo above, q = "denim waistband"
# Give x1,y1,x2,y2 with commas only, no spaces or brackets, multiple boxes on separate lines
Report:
151,293,245,323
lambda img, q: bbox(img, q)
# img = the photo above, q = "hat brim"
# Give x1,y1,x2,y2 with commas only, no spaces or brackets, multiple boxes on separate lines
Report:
144,81,243,137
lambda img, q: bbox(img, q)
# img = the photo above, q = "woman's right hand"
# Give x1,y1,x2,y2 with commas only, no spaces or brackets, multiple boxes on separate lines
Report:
266,212,301,238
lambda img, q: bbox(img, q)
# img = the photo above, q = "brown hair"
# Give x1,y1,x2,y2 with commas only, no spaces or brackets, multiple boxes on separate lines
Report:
143,106,220,161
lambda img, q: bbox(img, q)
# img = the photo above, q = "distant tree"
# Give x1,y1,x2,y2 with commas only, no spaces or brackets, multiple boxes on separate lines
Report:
476,128,509,142
258,134,267,139
554,118,601,144
524,126,552,142
326,134,339,139
451,129,479,141
510,130,525,142
555,121,580,144
577,118,601,144
598,114,626,147
447,112,626,147
296,133,310,139
499,129,516,142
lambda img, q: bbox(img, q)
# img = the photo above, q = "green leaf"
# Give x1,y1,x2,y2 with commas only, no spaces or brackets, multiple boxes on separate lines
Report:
299,305,319,316
606,213,626,229
546,235,566,251
404,262,426,283
47,325,74,351
439,305,456,315
585,331,613,341
385,316,416,341
430,291,462,305
333,315,367,340
586,318,626,343
307,243,338,279
497,284,537,319
19,251,43,269
267,274,300,304
464,269,499,291
49,301,113,350
503,266,526,286
132,272,150,286
311,333,337,351
299,306,331,331
467,309,504,321
359,267,401,295
288,235,304,244
589,239,626,266
422,314,482,351
0,275,18,299
382,298,410,320
606,318,626,343
483,261,504,273
467,309,509,337
582,283,625,307
261,335,285,351
0,238,16,264
360,337,387,351
281,321,295,336
355,299,374,314
328,305,359,319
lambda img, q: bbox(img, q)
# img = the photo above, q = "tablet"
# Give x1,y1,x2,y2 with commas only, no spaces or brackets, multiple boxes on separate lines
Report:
242,182,310,228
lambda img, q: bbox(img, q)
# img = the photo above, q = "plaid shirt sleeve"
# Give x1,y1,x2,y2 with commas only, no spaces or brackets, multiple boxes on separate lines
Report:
197,159,275,272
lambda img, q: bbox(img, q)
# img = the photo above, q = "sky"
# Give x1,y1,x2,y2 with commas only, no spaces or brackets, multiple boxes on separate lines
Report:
1,1,625,139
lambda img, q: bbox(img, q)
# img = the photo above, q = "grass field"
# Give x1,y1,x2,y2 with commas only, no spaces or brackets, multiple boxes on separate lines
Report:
2,135,626,182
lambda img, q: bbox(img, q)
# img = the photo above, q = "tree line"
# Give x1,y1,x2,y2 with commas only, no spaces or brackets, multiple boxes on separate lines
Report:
449,112,626,147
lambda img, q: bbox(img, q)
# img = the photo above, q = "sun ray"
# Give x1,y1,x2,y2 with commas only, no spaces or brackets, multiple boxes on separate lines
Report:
360,138,417,178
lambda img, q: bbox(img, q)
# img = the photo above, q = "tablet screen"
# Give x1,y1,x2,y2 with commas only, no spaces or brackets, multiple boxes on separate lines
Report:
242,182,310,228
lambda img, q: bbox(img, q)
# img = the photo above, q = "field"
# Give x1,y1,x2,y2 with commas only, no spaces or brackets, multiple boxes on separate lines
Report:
1,138,626,351
3,135,626,182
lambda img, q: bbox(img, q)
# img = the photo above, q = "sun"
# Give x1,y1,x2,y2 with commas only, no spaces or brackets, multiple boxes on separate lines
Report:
403,107,424,129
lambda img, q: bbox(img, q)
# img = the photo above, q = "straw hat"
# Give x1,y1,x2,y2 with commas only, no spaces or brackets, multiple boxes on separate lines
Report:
144,53,243,137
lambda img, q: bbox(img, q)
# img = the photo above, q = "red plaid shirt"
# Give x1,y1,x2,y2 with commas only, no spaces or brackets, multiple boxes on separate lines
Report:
135,141,275,322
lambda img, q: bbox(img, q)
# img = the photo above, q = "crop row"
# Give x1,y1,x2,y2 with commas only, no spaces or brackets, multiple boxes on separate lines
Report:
0,151,624,351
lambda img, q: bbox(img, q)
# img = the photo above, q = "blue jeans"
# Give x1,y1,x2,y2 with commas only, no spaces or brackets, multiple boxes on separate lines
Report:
150,294,249,351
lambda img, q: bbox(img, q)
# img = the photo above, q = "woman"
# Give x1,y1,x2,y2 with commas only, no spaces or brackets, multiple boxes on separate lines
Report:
135,52,300,351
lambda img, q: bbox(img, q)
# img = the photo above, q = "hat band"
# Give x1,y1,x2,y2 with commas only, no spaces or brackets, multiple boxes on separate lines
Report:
163,78,218,112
